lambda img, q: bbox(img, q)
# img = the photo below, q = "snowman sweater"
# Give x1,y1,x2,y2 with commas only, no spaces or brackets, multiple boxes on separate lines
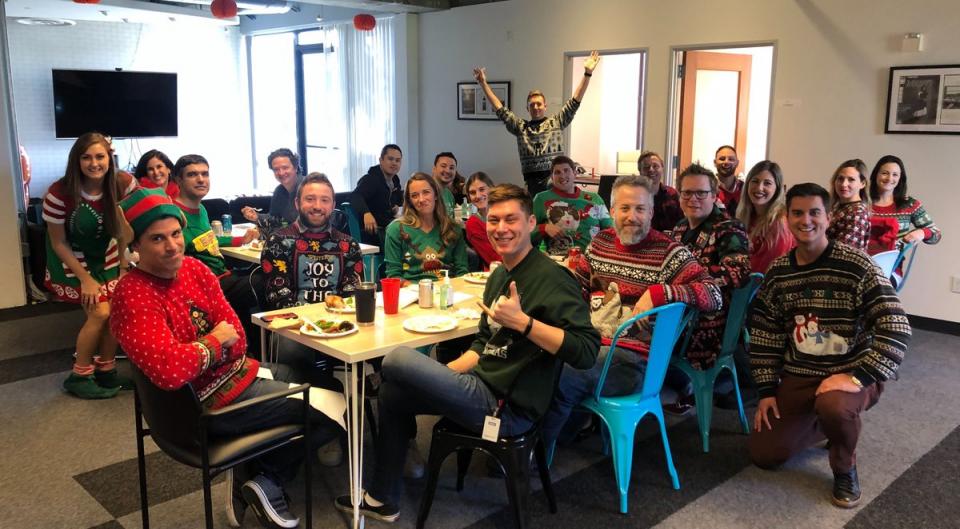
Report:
749,241,910,398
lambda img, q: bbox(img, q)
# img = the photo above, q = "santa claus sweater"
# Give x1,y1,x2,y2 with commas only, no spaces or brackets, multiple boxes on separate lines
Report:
110,257,258,409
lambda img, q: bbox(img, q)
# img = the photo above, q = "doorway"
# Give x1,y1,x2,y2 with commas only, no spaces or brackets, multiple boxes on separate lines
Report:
666,44,775,183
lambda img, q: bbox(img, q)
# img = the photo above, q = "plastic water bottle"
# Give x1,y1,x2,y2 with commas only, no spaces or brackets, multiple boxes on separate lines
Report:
461,197,471,220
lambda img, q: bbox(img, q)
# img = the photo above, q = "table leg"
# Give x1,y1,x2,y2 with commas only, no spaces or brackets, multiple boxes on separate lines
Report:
344,362,366,529
259,327,267,364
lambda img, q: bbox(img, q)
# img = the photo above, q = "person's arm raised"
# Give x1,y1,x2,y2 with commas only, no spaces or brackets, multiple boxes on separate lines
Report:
473,67,504,111
573,51,600,102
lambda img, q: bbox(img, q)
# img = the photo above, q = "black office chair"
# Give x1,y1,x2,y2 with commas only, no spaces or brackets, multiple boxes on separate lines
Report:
131,366,314,529
200,198,231,223
417,418,557,529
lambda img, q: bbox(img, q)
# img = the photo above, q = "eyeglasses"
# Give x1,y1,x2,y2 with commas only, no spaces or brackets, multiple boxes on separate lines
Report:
680,190,712,200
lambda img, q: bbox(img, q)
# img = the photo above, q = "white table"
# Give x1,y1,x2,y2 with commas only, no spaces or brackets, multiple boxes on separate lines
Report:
252,278,483,528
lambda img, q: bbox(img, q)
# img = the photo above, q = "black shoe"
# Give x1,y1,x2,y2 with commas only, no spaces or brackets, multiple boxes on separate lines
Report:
832,466,861,508
663,393,695,416
241,474,300,528
225,468,247,528
334,493,399,523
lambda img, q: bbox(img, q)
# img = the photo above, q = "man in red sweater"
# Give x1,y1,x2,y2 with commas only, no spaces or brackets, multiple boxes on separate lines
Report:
111,188,340,529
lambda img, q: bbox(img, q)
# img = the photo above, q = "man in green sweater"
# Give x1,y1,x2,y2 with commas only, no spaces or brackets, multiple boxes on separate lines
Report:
533,155,612,255
172,154,261,347
334,184,600,522
749,183,910,509
431,151,461,222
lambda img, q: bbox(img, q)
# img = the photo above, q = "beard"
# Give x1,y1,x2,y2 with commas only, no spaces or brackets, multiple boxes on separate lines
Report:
299,210,329,230
616,222,650,245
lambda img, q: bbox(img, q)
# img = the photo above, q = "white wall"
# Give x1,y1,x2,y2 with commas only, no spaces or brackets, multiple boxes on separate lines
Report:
8,20,252,199
417,0,960,323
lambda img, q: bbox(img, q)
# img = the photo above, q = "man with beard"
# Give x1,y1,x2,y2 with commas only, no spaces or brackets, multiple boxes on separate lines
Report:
540,174,722,449
638,151,684,232
431,152,463,222
715,145,743,213
352,144,404,246
533,155,612,255
172,155,261,347
473,52,600,197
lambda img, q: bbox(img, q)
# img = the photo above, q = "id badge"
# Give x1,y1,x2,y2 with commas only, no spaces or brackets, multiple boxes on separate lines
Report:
481,415,501,442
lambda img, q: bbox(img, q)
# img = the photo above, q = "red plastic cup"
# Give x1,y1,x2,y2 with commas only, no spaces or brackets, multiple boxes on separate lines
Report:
381,278,402,315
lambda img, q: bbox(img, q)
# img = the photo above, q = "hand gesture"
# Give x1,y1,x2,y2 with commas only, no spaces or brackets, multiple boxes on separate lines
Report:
632,290,654,316
477,281,528,332
473,67,487,84
754,396,780,432
241,206,259,222
363,212,378,234
815,374,862,396
584,50,600,74
241,228,259,244
80,276,103,310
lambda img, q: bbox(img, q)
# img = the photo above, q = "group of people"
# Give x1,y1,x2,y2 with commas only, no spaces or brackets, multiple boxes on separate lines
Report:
40,53,933,528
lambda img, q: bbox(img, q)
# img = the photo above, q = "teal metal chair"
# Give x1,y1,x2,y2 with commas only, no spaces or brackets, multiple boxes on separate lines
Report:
871,241,917,292
339,202,378,282
579,302,693,514
669,272,763,453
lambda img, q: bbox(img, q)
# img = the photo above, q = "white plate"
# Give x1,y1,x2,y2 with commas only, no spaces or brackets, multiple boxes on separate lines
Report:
299,321,359,338
402,315,459,334
326,298,357,313
463,272,490,284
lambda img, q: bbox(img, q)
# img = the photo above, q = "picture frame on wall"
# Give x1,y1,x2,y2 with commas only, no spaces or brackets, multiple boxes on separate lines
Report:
457,81,510,120
885,64,960,134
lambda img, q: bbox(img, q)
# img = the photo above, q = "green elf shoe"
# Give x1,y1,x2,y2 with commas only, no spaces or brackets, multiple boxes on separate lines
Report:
94,368,135,390
63,373,120,399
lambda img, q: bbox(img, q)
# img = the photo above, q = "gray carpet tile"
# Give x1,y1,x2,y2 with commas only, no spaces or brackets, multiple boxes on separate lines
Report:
0,306,85,361
845,423,960,529
74,450,225,519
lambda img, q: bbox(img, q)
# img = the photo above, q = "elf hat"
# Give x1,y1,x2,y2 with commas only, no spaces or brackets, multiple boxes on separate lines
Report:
120,187,186,239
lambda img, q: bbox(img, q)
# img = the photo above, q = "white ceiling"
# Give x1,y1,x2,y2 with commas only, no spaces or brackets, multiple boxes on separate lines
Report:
5,0,239,26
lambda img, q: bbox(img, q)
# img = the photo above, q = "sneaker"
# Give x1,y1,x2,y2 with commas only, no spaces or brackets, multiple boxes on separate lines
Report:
404,440,425,479
832,466,861,508
334,492,399,523
63,373,120,399
241,474,300,529
225,468,247,528
663,393,695,416
94,368,134,390
317,438,344,467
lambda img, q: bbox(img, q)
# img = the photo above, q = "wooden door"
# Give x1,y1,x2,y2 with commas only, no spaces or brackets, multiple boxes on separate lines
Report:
678,51,752,172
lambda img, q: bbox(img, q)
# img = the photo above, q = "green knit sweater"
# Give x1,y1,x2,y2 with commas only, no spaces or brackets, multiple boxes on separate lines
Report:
175,201,242,276
533,187,612,254
384,220,468,281
470,249,599,420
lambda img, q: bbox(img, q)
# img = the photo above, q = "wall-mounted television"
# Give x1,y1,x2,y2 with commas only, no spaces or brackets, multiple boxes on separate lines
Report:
52,69,178,139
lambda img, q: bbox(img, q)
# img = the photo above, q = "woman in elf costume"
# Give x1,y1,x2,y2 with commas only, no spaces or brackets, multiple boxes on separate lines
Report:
43,132,136,399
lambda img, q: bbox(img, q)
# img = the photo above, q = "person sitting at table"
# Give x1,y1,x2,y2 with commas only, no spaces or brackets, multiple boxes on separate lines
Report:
241,148,303,237
431,152,463,222
867,154,941,255
111,187,342,529
827,159,871,251
539,174,721,450
172,154,261,350
533,155,612,256
334,183,600,522
134,149,179,198
464,171,500,270
352,144,404,247
384,172,468,282
736,160,795,273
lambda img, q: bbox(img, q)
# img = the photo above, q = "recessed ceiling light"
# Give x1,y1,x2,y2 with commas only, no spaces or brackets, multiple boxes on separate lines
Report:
14,18,77,27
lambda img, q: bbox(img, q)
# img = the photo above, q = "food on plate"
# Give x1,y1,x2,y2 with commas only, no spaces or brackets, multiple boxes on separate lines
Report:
465,272,490,280
249,240,264,251
308,318,355,333
325,295,355,310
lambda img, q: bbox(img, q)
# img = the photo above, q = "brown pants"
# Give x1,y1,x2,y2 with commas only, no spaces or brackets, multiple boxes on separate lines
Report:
748,374,882,473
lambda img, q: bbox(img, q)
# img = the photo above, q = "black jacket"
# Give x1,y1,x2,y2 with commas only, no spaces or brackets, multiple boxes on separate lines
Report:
351,165,402,228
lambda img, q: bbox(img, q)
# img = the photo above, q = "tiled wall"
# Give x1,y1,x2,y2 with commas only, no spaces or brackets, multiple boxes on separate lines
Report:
8,20,255,199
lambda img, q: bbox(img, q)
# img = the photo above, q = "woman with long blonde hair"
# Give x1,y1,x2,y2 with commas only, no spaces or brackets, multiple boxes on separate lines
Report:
43,132,136,398
385,172,468,281
736,160,794,273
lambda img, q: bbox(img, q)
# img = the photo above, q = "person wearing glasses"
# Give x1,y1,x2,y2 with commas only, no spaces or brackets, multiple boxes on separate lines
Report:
664,163,752,414
736,160,795,273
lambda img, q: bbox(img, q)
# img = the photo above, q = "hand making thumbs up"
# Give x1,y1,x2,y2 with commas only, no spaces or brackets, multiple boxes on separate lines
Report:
477,281,530,332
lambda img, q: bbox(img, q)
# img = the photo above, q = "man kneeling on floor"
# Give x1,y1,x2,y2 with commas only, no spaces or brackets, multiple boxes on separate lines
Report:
110,188,342,529
334,184,599,522
748,183,910,508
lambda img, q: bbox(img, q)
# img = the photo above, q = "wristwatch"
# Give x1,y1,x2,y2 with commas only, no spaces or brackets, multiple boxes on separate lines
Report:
849,374,864,388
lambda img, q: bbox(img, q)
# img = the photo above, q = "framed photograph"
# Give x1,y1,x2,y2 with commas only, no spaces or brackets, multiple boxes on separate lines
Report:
457,81,510,120
885,64,960,134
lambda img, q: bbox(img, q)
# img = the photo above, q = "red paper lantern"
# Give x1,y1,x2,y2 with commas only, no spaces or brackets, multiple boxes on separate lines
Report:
353,14,376,31
211,0,238,19
72,0,102,4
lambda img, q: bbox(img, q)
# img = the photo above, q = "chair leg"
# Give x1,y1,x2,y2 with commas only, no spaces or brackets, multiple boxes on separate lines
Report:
202,467,214,529
456,448,473,492
654,408,680,491
534,439,557,514
502,448,531,529
692,373,716,453
728,364,750,434
604,416,638,514
417,441,452,529
134,400,150,529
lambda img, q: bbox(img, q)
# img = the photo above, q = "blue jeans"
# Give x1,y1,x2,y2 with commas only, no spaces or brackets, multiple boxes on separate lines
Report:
540,346,647,448
369,347,534,504
206,376,341,484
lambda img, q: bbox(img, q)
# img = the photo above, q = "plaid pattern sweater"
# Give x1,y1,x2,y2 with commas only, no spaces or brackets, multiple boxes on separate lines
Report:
111,257,258,409
749,241,910,399
828,201,870,251
671,206,752,368
575,228,722,355
870,196,941,247
495,98,580,175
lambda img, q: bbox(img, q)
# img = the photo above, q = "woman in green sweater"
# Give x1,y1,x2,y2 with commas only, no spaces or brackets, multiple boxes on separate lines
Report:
385,172,468,282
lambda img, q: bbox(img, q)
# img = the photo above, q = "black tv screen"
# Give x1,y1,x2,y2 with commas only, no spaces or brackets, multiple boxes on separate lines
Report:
52,69,178,139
